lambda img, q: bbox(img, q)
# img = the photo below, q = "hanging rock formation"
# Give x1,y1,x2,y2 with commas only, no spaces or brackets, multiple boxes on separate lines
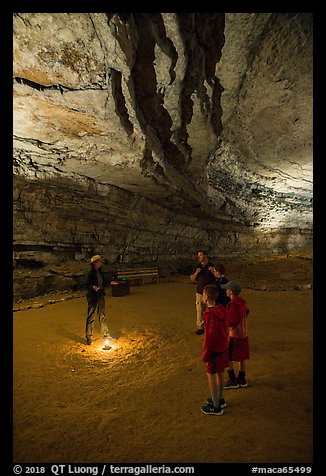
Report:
13,13,313,284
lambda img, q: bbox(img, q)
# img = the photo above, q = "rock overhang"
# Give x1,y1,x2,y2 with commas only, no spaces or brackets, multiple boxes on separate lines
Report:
13,12,313,264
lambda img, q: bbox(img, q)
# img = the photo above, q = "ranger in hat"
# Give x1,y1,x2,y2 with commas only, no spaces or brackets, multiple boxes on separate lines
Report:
85,255,110,345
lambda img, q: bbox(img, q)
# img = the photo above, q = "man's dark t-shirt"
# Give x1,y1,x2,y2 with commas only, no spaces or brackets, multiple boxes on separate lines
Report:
215,276,231,307
194,261,216,294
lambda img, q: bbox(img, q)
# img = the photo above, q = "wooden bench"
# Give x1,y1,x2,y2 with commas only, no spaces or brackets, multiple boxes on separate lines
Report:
116,267,159,285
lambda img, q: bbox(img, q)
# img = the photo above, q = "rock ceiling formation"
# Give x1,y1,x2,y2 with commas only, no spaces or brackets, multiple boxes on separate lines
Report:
13,13,312,266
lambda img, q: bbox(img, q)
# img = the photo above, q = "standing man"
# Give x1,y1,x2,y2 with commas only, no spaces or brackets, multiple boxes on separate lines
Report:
85,254,110,346
190,250,216,335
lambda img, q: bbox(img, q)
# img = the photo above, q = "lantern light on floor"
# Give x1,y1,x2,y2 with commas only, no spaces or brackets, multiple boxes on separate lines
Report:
103,338,111,350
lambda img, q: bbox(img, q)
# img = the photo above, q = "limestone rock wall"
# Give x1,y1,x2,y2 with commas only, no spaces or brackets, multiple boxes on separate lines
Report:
209,13,312,230
13,13,313,283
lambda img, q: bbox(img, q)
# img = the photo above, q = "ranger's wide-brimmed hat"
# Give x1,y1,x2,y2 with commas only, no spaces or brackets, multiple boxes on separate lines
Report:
90,255,102,264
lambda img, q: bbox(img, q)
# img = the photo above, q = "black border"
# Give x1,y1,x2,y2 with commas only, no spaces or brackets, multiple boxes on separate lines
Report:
2,7,14,474
6,6,319,473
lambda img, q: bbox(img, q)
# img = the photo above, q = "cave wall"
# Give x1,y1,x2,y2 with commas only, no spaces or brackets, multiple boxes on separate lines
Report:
13,13,313,273
209,13,312,230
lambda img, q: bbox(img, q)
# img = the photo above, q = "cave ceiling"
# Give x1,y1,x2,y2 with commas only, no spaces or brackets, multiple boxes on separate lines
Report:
13,13,313,234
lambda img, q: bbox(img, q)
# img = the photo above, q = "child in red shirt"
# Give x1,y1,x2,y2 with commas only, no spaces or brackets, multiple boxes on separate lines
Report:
201,285,229,415
221,280,250,388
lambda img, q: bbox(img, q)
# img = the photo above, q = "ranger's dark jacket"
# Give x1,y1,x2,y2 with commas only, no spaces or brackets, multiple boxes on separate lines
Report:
86,267,107,299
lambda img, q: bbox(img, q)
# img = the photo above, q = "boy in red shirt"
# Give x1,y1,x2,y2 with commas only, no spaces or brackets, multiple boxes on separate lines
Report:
221,280,250,388
201,285,229,415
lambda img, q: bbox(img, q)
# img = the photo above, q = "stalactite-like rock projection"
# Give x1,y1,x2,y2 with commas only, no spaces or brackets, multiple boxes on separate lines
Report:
13,13,312,294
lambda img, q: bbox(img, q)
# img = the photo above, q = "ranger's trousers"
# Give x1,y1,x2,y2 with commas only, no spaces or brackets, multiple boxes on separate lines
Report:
86,295,109,340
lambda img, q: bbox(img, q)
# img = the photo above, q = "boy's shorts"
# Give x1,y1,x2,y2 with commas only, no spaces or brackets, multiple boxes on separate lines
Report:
228,336,250,361
206,349,229,374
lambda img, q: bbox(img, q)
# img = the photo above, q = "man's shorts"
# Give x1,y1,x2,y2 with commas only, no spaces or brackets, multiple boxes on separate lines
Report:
206,348,229,374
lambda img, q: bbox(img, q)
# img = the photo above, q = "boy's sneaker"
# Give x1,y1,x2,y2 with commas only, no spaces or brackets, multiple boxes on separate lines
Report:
219,397,227,408
195,328,204,335
201,404,223,415
206,397,227,408
224,378,240,389
238,377,248,388
86,338,93,345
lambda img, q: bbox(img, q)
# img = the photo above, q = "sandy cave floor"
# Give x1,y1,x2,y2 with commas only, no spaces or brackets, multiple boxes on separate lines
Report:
13,275,313,464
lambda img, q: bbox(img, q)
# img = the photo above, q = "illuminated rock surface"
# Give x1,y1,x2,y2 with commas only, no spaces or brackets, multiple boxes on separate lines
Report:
13,13,312,287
